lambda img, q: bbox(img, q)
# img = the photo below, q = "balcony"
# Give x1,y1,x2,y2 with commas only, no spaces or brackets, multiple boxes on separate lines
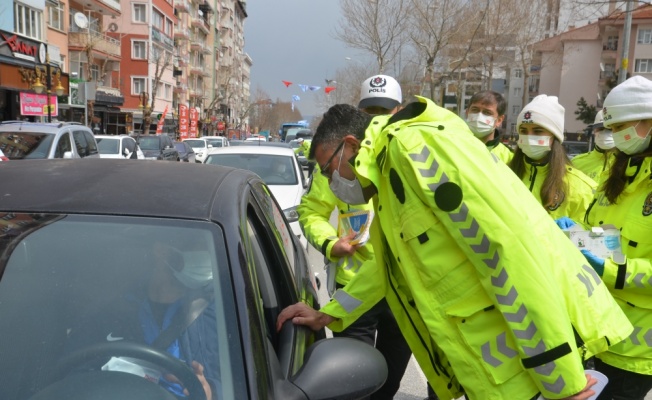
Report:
189,89,202,98
176,54,189,67
174,84,188,94
174,26,190,40
69,29,120,59
190,40,203,52
192,17,210,34
174,0,189,13
198,0,214,14
190,65,204,75
201,44,212,55
600,71,616,80
602,43,618,51
151,27,174,50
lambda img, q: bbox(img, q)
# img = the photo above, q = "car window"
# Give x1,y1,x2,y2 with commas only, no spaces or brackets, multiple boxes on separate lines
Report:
184,139,205,148
72,131,89,157
0,214,240,400
54,133,73,158
84,132,99,155
174,142,186,152
124,138,136,153
206,139,223,147
0,132,55,159
138,136,161,150
205,154,298,185
96,138,120,155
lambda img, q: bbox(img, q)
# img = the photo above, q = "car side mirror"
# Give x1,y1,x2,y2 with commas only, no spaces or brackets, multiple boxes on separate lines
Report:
63,151,73,159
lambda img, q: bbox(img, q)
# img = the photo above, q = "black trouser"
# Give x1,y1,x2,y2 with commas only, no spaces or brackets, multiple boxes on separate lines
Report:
595,357,652,400
332,296,412,400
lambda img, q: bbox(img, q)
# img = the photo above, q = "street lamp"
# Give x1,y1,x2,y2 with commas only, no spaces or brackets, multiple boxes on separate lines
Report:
19,46,65,122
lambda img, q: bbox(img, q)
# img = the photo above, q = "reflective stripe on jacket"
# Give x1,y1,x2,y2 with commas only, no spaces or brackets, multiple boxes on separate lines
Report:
587,156,652,375
354,96,632,399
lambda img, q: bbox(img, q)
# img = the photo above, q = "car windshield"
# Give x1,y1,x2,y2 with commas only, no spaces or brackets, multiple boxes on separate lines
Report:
137,137,160,150
0,214,240,400
0,132,54,159
96,138,120,154
205,153,298,185
174,143,186,152
205,139,223,147
184,140,205,148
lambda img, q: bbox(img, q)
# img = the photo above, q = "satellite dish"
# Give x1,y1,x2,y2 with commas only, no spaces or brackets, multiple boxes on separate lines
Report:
73,12,89,29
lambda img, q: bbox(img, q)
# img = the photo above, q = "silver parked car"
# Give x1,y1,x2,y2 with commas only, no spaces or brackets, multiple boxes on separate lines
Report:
0,121,100,160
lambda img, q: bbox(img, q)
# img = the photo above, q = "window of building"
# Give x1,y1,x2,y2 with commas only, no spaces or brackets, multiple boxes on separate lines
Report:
132,77,147,95
133,3,147,23
510,123,516,134
47,2,64,31
638,29,652,44
514,69,523,78
513,87,522,97
635,59,652,73
15,3,43,40
605,36,618,51
164,83,172,99
165,19,173,36
152,10,164,30
90,64,100,81
132,40,147,59
513,105,520,115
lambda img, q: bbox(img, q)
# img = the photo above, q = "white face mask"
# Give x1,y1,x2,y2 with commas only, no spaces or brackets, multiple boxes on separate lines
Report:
466,113,496,138
329,145,367,205
613,122,652,155
594,130,615,150
518,135,551,160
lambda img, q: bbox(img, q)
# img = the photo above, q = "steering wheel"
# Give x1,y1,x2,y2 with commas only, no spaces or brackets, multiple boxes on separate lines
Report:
54,341,207,400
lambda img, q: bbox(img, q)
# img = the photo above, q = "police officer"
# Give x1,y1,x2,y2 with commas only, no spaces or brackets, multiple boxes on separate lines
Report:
580,75,652,399
465,90,513,164
510,95,596,222
571,110,616,181
296,74,411,400
279,97,633,400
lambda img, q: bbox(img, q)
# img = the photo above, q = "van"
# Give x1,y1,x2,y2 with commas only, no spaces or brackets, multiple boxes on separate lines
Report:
0,121,100,159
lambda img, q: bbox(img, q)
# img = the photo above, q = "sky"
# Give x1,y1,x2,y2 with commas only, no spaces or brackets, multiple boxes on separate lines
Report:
243,0,356,119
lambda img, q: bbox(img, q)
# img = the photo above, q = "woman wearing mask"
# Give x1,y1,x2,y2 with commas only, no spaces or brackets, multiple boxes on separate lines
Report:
572,110,616,181
581,75,652,399
510,94,596,221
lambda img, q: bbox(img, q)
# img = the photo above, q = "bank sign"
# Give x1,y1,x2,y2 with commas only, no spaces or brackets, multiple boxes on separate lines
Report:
0,30,46,63
20,92,58,116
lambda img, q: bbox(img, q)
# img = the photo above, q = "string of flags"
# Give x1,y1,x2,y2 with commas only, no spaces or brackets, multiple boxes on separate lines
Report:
282,79,337,111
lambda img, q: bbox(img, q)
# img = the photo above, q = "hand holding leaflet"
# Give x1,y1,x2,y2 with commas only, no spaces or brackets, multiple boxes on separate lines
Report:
337,209,374,246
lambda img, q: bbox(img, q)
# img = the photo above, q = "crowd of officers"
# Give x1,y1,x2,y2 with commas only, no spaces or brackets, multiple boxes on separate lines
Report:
276,73,652,400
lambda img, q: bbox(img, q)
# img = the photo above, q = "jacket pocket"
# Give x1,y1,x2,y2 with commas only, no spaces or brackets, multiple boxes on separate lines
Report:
621,217,652,260
446,288,524,385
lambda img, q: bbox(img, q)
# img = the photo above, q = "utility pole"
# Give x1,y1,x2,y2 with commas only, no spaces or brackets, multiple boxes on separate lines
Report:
618,0,633,84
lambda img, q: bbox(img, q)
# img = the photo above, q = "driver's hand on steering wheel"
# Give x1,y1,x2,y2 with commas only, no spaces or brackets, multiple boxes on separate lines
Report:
165,360,212,400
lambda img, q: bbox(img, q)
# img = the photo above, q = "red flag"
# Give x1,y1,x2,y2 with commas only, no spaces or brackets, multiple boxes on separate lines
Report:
282,80,293,87
155,105,169,135
325,86,336,94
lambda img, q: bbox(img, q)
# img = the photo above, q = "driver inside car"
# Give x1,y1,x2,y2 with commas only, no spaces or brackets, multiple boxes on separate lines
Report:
65,239,219,400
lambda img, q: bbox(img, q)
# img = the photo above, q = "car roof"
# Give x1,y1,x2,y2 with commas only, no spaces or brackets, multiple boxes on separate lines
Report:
0,160,257,220
206,145,295,156
0,122,89,134
95,135,133,139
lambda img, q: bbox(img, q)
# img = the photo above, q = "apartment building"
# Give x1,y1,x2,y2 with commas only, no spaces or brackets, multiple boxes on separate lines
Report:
532,3,652,134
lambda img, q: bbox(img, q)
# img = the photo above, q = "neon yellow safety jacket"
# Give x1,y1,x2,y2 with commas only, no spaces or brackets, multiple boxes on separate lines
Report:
294,140,311,156
519,160,596,222
585,156,652,375
486,139,514,164
353,96,632,400
571,148,615,182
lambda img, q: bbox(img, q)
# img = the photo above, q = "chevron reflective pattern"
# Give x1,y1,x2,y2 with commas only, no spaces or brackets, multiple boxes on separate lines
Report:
577,264,602,297
627,326,652,347
337,256,363,274
624,272,652,289
408,145,566,394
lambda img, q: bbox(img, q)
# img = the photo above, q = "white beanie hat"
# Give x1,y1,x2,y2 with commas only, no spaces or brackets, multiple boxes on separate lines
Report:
358,75,402,110
517,94,565,143
591,110,604,129
602,75,652,129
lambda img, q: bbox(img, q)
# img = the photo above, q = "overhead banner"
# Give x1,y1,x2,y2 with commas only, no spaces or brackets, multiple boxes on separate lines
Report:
179,104,189,139
20,92,58,116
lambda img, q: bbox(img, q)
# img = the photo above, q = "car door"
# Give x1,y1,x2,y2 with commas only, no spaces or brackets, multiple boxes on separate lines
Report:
53,131,74,159
123,137,140,159
161,135,178,161
72,130,89,158
83,131,100,158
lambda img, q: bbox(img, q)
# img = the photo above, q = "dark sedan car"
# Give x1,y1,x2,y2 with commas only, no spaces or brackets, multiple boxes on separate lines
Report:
135,134,180,161
0,160,386,400
174,141,197,163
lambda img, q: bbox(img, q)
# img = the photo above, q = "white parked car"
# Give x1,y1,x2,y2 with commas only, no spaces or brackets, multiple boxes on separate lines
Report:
204,145,309,250
245,135,267,142
203,136,229,148
95,135,145,159
182,138,212,163
0,121,100,159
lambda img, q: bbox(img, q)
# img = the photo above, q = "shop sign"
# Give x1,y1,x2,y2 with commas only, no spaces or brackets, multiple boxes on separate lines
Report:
189,108,198,138
20,92,58,116
0,31,45,63
179,105,189,139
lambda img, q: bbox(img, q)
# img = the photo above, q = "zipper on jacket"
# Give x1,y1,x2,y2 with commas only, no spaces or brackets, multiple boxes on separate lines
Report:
583,198,597,226
528,165,538,192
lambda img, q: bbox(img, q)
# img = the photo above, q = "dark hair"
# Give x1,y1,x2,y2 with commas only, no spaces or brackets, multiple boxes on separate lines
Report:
509,139,570,209
468,91,507,117
601,145,652,204
309,104,372,160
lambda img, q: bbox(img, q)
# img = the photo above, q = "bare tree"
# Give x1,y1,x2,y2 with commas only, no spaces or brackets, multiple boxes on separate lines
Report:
334,0,410,73
142,45,173,135
407,0,489,103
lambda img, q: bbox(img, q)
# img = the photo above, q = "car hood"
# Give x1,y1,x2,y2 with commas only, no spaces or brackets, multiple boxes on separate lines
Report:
267,184,304,211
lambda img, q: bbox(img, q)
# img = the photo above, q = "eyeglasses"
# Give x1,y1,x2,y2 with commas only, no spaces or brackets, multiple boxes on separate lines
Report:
320,140,345,179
